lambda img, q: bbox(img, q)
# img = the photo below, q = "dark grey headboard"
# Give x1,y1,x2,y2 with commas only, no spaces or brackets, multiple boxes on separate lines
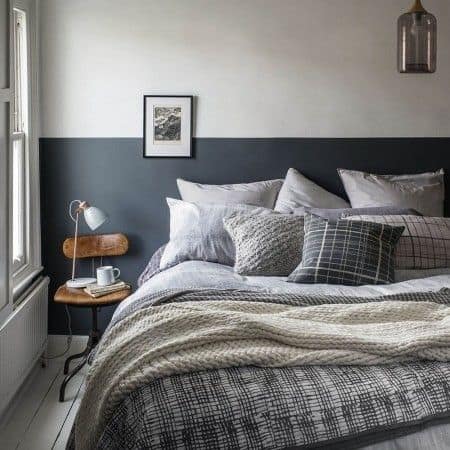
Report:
40,137,450,333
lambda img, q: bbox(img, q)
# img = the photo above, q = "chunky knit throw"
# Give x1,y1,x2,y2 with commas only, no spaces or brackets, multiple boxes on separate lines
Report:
74,290,450,450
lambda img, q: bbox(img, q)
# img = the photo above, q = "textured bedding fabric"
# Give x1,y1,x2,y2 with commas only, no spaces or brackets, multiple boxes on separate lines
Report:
80,363,450,450
133,260,450,305
307,206,421,221
288,214,403,286
72,290,450,449
177,177,283,208
137,244,167,286
274,168,349,213
160,198,272,270
347,215,450,270
69,262,450,450
224,213,304,276
338,169,445,217
73,288,450,450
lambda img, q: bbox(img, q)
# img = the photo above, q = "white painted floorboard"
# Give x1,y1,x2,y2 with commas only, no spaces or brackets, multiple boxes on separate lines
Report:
0,357,87,450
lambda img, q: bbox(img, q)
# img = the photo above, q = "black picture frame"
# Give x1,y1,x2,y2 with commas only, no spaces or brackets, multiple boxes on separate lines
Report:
143,95,193,158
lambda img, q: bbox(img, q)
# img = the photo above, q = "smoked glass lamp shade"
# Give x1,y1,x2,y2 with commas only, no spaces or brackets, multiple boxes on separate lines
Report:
398,0,436,73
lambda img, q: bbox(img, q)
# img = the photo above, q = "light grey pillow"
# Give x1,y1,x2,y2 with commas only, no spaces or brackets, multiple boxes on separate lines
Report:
177,178,283,208
160,198,273,270
224,213,304,276
274,168,349,214
338,169,445,217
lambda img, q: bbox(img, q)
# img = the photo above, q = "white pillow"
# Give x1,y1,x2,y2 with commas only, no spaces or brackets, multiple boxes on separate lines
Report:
338,169,445,217
177,178,283,208
160,198,273,270
274,168,349,213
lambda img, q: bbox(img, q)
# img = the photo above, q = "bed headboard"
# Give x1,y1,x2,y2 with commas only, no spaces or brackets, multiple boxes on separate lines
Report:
40,137,450,333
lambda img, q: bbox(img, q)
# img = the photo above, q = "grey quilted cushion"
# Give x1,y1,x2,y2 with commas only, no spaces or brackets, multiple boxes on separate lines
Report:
224,213,304,276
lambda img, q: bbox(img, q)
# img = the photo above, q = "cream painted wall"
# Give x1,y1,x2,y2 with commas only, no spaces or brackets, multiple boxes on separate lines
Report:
40,0,450,138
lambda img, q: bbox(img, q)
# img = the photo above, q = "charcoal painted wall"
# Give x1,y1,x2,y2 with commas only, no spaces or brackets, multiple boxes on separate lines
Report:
41,137,450,334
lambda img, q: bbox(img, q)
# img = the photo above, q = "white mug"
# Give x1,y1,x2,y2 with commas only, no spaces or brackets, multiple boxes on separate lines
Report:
96,265,120,286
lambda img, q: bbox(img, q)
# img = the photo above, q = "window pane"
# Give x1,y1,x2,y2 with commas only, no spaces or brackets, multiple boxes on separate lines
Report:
12,8,28,275
0,0,8,89
13,9,27,133
12,137,25,266
0,102,8,310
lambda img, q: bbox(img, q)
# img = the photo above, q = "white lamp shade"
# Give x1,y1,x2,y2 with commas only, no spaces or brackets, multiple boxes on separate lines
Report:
83,206,108,230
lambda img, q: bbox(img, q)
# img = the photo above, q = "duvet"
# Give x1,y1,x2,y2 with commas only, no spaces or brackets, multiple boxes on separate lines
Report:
69,261,450,450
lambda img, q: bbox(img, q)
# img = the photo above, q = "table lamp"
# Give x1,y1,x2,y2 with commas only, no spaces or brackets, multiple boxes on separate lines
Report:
66,200,108,288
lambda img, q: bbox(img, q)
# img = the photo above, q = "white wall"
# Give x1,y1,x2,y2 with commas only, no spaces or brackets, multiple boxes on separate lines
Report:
40,0,450,138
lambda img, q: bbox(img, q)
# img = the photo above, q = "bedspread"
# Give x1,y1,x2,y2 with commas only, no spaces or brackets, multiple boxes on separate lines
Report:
72,288,450,450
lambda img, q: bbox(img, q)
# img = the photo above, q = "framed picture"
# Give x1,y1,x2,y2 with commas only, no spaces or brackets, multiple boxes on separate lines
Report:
143,95,193,158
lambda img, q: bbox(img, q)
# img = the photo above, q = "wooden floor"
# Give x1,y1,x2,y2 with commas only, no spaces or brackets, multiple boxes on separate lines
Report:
0,354,87,450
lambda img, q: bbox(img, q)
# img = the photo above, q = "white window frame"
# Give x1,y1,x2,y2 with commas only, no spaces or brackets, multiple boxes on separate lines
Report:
11,7,28,275
9,0,41,300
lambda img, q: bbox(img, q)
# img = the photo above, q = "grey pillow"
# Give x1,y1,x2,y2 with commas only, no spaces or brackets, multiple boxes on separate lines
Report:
160,198,273,270
347,215,450,270
305,206,421,222
224,214,304,276
177,178,283,208
274,168,349,214
288,214,404,286
338,169,445,217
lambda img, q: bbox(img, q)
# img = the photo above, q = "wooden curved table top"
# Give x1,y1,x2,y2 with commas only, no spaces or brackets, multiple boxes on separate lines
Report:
54,285,131,307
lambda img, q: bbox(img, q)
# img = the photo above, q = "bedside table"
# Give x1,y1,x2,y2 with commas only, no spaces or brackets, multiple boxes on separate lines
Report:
54,284,131,401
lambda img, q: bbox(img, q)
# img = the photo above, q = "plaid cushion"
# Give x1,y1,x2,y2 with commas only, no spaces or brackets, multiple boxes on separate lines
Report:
347,215,450,270
288,213,404,285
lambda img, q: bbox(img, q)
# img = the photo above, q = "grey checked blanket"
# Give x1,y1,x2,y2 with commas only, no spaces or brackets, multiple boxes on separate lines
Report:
70,289,450,449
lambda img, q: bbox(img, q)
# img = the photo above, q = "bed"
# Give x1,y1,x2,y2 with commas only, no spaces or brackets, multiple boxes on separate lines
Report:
68,169,450,449
68,259,450,450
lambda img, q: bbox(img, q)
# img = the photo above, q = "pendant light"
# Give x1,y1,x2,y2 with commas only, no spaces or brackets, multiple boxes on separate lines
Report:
398,0,436,73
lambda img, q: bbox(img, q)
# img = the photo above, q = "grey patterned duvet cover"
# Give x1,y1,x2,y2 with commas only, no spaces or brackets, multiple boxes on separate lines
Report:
68,282,450,450
95,363,450,450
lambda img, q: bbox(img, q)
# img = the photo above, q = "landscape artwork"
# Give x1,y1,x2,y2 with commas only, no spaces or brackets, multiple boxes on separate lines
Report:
153,106,182,143
143,95,192,157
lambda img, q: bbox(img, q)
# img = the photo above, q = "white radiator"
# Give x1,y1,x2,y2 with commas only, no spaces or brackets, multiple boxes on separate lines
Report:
0,277,49,417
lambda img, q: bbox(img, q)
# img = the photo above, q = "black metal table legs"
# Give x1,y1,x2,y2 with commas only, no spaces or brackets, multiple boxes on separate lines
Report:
59,307,100,402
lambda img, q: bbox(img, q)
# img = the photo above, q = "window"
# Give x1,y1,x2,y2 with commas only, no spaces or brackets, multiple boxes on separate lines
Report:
1,0,40,321
12,8,29,274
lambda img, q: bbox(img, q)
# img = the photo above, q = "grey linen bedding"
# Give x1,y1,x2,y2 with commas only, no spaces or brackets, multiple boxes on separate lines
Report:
69,287,450,450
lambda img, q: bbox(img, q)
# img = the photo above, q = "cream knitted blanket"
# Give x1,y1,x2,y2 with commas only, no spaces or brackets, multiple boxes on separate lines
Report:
74,295,450,450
